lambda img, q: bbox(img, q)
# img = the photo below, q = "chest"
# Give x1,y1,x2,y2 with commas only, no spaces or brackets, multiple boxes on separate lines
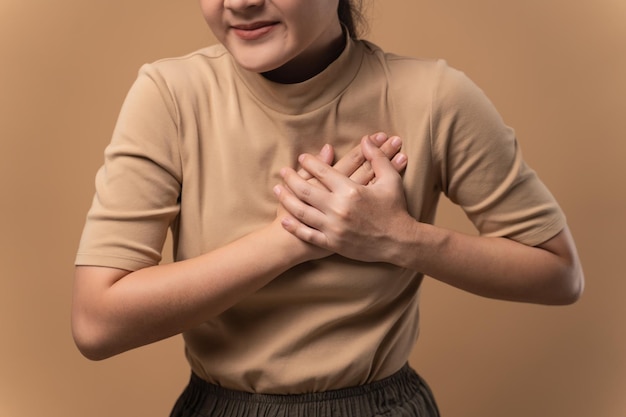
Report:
173,83,436,259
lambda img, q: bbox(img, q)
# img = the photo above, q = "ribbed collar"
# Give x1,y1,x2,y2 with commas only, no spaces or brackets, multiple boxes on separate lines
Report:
231,33,365,115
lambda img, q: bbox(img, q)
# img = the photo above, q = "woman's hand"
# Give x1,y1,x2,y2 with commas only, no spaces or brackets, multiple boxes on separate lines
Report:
274,135,412,263
273,133,408,262
72,133,409,360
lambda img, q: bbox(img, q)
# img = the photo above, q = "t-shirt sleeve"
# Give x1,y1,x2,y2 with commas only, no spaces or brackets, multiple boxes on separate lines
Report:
431,62,565,246
75,64,182,271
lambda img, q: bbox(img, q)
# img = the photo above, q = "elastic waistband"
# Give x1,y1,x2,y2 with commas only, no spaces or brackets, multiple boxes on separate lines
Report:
170,364,439,417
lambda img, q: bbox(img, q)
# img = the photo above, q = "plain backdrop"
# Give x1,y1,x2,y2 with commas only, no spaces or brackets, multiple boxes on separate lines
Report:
1,0,625,416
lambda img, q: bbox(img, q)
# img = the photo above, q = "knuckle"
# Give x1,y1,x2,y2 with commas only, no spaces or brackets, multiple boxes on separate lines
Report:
345,186,362,201
334,204,352,221
300,184,311,198
304,154,329,177
315,164,329,177
302,228,319,244
295,207,307,220
349,148,365,164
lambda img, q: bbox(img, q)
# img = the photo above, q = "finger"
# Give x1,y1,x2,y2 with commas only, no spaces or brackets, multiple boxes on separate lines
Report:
297,143,334,180
350,135,404,184
330,132,390,177
330,136,369,177
296,153,355,194
273,183,325,230
361,136,403,181
279,214,329,249
378,135,403,161
369,151,408,185
390,152,408,172
281,165,334,210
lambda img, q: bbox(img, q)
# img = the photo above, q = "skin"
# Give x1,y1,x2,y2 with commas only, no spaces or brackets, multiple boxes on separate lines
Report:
73,134,407,360
73,0,584,361
275,136,585,305
199,0,344,83
73,0,361,360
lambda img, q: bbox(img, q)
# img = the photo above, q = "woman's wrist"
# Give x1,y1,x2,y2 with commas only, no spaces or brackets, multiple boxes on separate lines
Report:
265,219,329,266
385,217,449,271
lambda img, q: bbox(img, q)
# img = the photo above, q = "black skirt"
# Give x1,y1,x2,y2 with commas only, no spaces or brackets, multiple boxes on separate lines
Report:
170,364,440,417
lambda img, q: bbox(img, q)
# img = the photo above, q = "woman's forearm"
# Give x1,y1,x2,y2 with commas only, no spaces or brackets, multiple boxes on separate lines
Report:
72,222,314,361
72,133,407,360
278,138,584,306
389,220,584,305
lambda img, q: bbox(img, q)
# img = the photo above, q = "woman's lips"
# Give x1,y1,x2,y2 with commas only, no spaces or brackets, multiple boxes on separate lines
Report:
231,22,278,41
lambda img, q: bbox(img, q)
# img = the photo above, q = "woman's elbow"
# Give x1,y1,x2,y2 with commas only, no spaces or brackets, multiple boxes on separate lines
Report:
565,268,585,304
71,309,119,361
536,226,584,305
549,263,585,305
72,266,130,360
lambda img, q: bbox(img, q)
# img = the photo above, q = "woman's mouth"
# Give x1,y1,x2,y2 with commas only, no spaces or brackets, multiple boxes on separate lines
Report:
231,22,278,41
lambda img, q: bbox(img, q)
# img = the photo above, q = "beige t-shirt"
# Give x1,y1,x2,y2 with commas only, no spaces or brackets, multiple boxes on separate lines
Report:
76,37,565,393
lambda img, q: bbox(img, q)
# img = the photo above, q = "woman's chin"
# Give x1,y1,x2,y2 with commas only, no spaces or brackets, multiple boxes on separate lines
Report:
232,53,285,75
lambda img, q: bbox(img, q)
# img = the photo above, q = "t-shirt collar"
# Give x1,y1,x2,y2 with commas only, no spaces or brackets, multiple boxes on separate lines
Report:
231,31,364,115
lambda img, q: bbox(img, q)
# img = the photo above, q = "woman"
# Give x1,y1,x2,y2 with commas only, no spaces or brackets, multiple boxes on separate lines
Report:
72,0,584,415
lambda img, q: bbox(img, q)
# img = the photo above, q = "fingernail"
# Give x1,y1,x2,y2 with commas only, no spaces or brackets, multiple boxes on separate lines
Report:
394,153,407,164
391,136,402,147
273,185,281,196
374,133,386,143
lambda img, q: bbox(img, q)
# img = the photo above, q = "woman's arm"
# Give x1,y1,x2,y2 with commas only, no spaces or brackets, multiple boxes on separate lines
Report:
275,136,584,305
391,222,583,305
72,134,407,360
72,222,312,361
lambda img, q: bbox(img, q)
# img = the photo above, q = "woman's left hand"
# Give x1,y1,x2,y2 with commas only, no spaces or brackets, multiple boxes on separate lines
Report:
274,135,415,263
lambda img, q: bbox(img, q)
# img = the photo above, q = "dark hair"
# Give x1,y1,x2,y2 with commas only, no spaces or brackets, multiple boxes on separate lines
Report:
337,0,365,39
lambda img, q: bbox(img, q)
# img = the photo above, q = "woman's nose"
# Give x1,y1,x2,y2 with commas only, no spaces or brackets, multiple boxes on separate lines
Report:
223,0,265,11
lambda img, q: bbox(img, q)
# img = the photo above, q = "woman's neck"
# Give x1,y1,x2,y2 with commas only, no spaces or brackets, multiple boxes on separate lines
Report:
261,30,347,84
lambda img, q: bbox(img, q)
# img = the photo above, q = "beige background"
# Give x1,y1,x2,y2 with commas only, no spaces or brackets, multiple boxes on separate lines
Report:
1,0,624,416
